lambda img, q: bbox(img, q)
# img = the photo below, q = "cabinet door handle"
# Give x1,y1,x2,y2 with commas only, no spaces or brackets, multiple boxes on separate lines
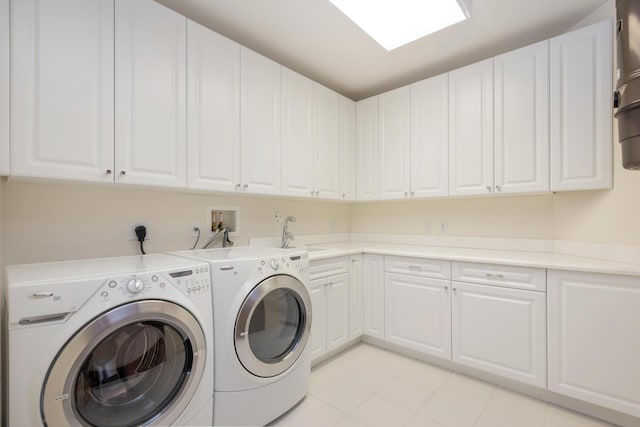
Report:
342,193,346,198
408,265,422,271
444,286,449,291
486,185,492,192
410,191,415,197
404,191,408,197
243,184,248,191
495,185,502,192
120,171,126,176
106,169,112,175
235,184,241,190
486,273,504,279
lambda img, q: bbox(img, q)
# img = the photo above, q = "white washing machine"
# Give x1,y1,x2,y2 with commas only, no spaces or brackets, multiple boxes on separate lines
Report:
5,254,214,427
170,247,312,427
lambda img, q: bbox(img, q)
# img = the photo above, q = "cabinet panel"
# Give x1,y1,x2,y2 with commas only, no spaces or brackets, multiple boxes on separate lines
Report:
494,40,550,194
385,256,451,280
186,20,240,192
349,255,363,340
452,262,546,291
548,270,640,417
378,86,411,200
385,273,451,359
308,278,327,361
550,21,612,191
356,96,379,200
309,256,349,280
410,74,449,198
315,84,341,200
281,68,314,197
12,0,114,182
363,254,385,339
340,97,357,201
452,282,546,387
0,0,8,175
449,59,494,196
326,273,350,352
240,47,281,195
115,0,186,187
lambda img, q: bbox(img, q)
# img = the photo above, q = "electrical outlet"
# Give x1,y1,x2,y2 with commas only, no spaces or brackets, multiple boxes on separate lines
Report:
191,222,201,238
129,222,150,241
437,221,447,233
274,210,283,224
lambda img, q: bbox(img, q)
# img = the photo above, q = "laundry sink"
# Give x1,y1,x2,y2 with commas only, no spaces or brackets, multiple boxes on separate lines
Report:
302,246,333,252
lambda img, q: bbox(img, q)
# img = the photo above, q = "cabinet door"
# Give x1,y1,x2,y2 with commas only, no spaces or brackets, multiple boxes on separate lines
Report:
349,255,363,340
340,97,357,201
12,0,114,182
281,68,314,197
186,20,240,192
309,278,327,362
356,96,379,200
494,40,550,194
326,273,350,352
314,84,341,200
410,74,448,198
363,254,385,339
115,0,186,188
449,59,494,196
240,47,281,195
550,21,612,191
385,273,451,359
548,270,640,418
0,0,8,175
452,282,546,387
378,86,411,200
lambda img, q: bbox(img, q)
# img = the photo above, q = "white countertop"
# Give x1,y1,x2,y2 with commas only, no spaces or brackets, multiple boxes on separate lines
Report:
304,241,640,277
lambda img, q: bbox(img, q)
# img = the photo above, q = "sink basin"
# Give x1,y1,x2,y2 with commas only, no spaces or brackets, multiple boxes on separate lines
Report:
303,246,332,252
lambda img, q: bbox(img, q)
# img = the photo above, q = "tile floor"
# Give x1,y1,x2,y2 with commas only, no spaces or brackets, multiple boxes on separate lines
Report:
269,343,616,427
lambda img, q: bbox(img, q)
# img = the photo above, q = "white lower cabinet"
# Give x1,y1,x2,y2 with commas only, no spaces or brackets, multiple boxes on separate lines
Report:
363,254,385,339
385,273,451,359
349,255,364,340
309,257,350,363
548,270,640,418
451,281,547,387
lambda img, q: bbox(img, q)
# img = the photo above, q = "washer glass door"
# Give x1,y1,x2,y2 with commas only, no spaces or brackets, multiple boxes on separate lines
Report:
235,274,312,378
42,300,206,427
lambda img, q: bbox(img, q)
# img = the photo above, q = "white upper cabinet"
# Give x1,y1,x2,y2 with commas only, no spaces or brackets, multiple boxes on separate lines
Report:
494,40,550,194
356,96,379,200
411,74,449,198
11,0,114,182
314,84,341,200
115,0,186,188
240,47,281,195
378,86,411,200
281,68,314,197
550,21,613,191
339,96,357,201
186,20,240,192
449,58,494,196
0,0,9,175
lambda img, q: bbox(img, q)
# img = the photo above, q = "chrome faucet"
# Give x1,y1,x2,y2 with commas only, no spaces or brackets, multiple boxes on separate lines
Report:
281,216,296,248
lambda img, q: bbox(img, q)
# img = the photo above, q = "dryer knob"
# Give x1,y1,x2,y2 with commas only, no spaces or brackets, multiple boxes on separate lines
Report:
126,278,145,294
270,259,280,271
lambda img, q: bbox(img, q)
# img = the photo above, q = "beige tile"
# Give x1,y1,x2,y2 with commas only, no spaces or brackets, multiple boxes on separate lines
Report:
335,416,368,427
418,374,494,427
309,372,373,413
403,413,446,427
343,343,413,374
351,395,415,427
280,395,347,427
474,388,548,427
376,377,436,411
396,358,452,390
320,354,397,392
546,405,615,427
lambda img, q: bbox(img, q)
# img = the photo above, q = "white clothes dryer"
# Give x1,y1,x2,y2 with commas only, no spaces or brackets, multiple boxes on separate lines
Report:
5,254,214,427
170,247,312,426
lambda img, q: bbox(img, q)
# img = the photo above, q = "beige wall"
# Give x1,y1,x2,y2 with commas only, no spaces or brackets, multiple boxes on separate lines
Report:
1,181,349,265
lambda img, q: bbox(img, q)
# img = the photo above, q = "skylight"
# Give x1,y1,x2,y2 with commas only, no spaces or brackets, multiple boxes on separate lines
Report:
328,0,472,51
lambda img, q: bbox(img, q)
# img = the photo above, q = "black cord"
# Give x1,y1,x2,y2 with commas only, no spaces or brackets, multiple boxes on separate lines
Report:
191,227,201,250
135,225,147,255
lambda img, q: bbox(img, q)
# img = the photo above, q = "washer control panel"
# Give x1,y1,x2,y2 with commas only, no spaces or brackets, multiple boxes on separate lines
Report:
256,252,308,277
102,263,211,301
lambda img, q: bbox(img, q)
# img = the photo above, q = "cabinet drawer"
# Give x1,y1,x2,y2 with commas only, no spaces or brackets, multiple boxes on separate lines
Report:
384,256,451,280
452,262,546,291
309,256,349,280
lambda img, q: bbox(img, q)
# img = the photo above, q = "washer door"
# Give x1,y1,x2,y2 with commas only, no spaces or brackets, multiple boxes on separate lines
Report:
235,274,312,378
42,300,206,427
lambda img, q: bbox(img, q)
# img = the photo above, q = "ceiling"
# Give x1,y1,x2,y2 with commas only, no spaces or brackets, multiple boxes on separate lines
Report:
156,0,609,101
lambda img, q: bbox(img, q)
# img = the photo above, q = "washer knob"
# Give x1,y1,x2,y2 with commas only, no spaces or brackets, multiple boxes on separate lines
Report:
270,259,280,271
126,278,145,294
